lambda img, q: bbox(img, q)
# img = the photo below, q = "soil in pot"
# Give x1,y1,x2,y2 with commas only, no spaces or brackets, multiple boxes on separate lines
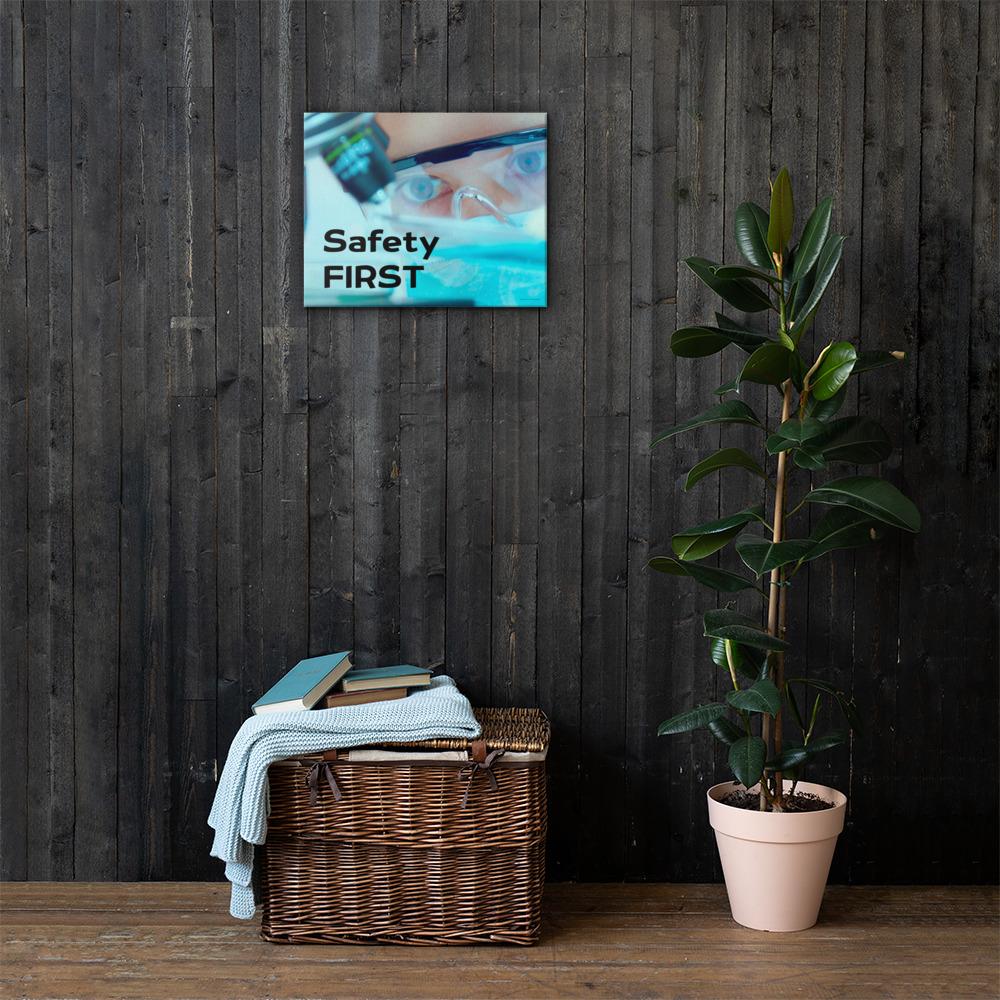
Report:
721,789,834,812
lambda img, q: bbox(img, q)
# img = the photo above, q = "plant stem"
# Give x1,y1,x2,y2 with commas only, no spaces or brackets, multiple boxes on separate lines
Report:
763,378,795,810
724,639,740,691
775,563,789,793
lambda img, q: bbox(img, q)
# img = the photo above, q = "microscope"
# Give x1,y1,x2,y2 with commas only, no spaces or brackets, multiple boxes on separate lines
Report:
303,112,395,209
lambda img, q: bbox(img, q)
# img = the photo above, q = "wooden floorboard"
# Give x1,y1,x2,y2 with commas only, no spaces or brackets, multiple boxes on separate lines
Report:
1,884,997,999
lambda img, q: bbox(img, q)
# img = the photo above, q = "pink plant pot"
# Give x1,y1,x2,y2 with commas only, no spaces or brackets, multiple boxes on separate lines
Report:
707,779,847,932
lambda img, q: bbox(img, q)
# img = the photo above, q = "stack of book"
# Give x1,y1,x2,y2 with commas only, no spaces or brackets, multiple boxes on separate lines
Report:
251,650,432,715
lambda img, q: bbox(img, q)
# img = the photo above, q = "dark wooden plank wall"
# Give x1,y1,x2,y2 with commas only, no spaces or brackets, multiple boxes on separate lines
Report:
0,0,996,884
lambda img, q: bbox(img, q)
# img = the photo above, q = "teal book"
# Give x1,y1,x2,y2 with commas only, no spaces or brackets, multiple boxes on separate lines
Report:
252,651,353,714
341,664,433,693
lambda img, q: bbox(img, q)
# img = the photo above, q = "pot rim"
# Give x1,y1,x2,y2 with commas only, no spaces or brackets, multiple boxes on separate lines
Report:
707,779,847,844
708,778,847,811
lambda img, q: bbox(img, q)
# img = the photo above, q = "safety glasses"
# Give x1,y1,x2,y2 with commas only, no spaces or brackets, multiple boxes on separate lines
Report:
388,128,546,223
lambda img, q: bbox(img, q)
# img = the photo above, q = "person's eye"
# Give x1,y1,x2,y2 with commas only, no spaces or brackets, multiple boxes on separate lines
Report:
398,175,443,204
508,148,545,177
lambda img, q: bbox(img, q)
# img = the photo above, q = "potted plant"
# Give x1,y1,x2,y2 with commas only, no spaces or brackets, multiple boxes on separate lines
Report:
651,168,920,932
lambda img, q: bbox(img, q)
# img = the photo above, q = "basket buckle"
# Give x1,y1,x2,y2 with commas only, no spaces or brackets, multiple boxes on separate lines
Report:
460,748,504,809
306,759,343,806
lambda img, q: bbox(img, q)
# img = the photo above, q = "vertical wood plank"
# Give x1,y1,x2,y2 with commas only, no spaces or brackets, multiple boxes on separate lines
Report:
70,0,120,881
24,0,74,880
669,1,728,881
853,0,921,882
398,0,448,670
119,0,172,879
807,2,866,857
537,0,585,880
491,1,539,707
579,0,631,880
214,1,264,769
167,396,217,878
717,0,771,822
166,0,217,880
445,0,494,705
351,1,402,668
166,0,214,393
625,0,680,881
305,1,355,659
261,0,309,684
0,0,28,881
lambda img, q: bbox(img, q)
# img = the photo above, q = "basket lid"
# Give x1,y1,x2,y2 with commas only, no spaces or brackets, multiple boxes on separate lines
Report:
379,706,549,754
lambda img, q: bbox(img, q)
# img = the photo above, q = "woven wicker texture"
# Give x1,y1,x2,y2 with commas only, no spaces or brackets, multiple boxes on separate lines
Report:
260,707,548,946
404,706,550,752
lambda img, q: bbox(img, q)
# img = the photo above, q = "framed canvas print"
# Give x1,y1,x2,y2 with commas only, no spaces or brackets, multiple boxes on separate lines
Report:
303,112,547,308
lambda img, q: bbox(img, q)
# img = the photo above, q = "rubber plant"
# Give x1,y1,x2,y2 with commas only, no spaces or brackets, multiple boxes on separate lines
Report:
652,167,920,811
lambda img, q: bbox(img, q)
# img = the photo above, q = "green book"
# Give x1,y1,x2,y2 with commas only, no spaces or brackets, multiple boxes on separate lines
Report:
252,651,353,714
340,664,433,693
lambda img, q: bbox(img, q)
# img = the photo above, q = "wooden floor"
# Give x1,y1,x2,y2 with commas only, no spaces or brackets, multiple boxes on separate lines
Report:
1,884,997,1000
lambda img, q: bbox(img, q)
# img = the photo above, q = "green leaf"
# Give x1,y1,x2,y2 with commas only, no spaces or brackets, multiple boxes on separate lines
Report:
727,678,782,716
811,341,857,400
708,716,744,746
648,556,760,594
790,197,833,284
711,638,767,680
766,745,811,771
804,732,847,754
790,349,807,390
738,343,796,388
684,257,773,313
767,167,794,253
736,536,815,577
793,446,827,471
714,377,739,396
652,401,762,448
804,387,846,422
794,234,845,320
715,313,765,337
684,447,768,491
804,475,921,532
814,417,892,464
853,350,904,375
704,609,790,651
791,261,815,317
670,324,770,358
713,264,780,286
789,306,817,346
671,504,766,561
734,202,773,269
781,243,798,299
729,736,767,788
658,703,727,736
766,416,826,455
788,678,863,734
804,508,878,562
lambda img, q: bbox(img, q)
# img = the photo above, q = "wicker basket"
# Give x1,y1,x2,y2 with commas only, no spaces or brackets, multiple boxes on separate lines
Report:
259,707,549,945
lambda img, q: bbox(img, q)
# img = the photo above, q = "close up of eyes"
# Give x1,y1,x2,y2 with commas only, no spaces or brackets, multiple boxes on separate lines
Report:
507,146,545,179
390,141,548,218
392,172,453,217
396,174,447,206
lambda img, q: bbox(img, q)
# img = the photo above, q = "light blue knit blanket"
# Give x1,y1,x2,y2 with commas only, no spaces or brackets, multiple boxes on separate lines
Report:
208,675,480,918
